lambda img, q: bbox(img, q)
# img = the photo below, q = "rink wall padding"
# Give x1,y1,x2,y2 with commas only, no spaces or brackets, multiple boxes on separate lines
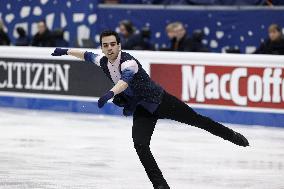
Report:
0,95,122,115
1,47,284,127
0,94,283,127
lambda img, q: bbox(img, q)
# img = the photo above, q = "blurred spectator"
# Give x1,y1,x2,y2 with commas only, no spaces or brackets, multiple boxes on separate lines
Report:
191,29,209,52
15,27,29,46
266,0,284,5
162,22,188,51
166,22,176,40
129,27,155,50
254,24,284,55
166,22,207,52
51,29,69,47
119,0,266,5
225,47,241,53
31,20,54,47
119,0,191,4
102,0,119,3
187,0,266,5
0,20,10,46
118,20,136,49
171,22,192,51
118,20,154,50
160,22,177,50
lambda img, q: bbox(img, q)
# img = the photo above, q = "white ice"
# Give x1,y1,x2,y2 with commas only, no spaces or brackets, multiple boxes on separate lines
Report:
0,108,283,189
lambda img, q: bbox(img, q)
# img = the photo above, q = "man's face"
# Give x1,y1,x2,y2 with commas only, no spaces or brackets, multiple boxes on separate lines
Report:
269,29,281,41
101,35,121,63
37,22,46,34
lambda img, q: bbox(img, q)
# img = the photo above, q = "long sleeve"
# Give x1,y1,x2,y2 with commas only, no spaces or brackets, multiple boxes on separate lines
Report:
120,60,139,84
84,51,101,66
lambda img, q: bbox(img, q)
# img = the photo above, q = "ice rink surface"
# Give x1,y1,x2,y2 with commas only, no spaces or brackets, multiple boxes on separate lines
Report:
0,108,283,189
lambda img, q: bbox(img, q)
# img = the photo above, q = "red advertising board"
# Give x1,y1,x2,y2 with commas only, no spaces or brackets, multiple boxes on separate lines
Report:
151,64,284,110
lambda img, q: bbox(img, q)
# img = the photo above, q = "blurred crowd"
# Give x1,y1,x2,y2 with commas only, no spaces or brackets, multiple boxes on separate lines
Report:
0,20,68,47
0,17,284,55
102,0,284,5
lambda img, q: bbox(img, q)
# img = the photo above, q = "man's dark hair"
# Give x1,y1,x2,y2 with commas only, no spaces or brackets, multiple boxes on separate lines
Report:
100,30,120,45
16,27,26,37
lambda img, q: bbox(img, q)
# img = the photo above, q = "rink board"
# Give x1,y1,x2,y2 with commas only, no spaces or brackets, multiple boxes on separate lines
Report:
0,94,283,128
1,47,284,128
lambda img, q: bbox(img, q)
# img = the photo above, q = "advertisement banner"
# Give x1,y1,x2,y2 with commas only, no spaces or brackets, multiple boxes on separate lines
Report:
151,64,284,112
0,57,113,97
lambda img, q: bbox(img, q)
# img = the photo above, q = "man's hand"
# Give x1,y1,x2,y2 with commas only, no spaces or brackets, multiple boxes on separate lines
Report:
98,91,114,108
51,48,68,56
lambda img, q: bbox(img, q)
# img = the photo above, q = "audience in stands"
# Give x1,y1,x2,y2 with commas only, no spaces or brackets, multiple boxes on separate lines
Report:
1,9,283,56
170,22,193,51
164,22,208,52
15,27,29,46
118,20,136,49
52,29,69,47
266,0,284,5
254,24,284,55
191,29,209,52
118,20,154,50
131,27,155,50
31,20,54,47
117,0,268,5
106,0,284,5
0,20,10,46
161,22,177,51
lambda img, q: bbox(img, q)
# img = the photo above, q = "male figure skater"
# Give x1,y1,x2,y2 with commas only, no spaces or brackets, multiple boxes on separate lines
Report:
51,30,249,189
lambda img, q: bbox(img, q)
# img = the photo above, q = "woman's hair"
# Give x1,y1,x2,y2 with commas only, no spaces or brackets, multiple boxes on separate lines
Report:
119,20,135,35
268,24,281,33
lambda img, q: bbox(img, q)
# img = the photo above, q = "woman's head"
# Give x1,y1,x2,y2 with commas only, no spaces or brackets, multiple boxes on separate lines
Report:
268,24,282,41
119,20,135,38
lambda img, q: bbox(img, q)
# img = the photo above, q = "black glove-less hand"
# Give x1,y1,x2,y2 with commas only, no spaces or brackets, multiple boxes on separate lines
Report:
51,48,69,56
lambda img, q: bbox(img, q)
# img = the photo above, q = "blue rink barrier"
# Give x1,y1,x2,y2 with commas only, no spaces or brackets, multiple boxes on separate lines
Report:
0,95,283,128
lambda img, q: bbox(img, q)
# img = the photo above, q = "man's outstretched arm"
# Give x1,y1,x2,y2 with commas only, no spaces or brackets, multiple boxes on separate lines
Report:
51,48,99,64
67,49,85,60
51,48,84,59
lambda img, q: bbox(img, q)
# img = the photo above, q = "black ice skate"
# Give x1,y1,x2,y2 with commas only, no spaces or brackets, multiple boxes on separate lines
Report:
229,131,249,147
156,185,170,189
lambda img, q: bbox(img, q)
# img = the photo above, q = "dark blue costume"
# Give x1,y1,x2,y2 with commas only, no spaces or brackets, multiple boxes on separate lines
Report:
85,51,164,115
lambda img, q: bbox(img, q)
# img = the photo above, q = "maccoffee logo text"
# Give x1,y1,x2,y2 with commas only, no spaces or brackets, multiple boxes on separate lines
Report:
182,65,283,106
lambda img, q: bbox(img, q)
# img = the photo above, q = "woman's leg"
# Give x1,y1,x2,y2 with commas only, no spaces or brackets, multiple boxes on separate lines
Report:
132,106,170,188
155,92,249,147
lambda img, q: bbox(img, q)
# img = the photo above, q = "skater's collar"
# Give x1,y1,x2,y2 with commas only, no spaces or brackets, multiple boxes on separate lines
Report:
108,51,121,65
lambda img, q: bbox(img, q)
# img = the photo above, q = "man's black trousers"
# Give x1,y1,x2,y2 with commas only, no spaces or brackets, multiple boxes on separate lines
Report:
132,92,237,188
